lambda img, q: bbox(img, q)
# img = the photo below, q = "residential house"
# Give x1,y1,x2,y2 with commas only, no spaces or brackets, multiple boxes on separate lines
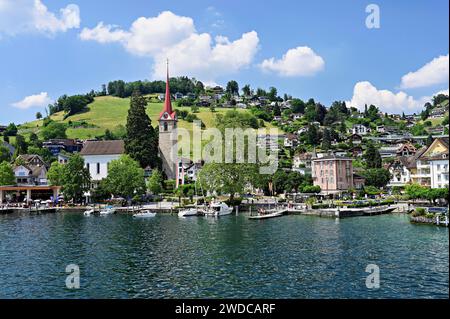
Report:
427,126,445,135
411,138,449,188
0,125,6,134
349,146,363,157
430,107,447,118
292,113,302,121
80,140,125,188
311,156,354,193
42,139,83,156
387,156,416,187
292,152,313,175
379,146,399,158
351,124,369,135
177,158,203,187
284,133,298,148
347,134,362,145
57,153,70,164
353,174,366,189
257,134,280,152
13,155,49,186
396,143,416,156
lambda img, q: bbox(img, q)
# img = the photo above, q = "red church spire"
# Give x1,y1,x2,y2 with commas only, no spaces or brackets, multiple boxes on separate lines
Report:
159,59,176,120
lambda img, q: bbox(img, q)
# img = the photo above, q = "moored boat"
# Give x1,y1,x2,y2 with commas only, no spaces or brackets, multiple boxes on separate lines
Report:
178,207,199,217
204,202,233,217
99,206,116,215
133,210,156,218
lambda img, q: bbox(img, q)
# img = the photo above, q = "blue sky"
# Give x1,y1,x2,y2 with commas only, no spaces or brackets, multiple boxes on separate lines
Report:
0,0,448,125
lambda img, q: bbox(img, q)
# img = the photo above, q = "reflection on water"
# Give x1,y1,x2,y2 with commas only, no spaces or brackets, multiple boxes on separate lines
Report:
0,212,448,298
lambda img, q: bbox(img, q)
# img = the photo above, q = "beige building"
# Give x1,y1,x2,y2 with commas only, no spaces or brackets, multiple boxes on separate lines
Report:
312,156,354,193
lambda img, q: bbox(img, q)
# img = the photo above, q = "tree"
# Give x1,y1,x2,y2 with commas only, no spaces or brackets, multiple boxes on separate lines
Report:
226,80,239,96
104,155,146,200
4,123,18,136
322,128,332,150
363,144,382,168
147,168,163,195
362,168,391,188
47,162,65,186
125,90,159,168
14,135,28,155
306,124,320,146
61,154,91,203
0,161,15,185
41,122,67,140
242,84,251,96
268,87,278,101
290,99,305,114
0,146,11,163
36,112,42,120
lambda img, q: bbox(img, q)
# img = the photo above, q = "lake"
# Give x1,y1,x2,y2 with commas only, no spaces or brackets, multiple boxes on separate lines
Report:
0,212,448,298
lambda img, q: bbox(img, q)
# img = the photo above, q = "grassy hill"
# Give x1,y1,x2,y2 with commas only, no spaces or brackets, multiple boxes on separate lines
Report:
16,96,280,158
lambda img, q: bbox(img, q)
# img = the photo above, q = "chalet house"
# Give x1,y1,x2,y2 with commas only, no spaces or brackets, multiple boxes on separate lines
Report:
350,146,363,157
57,153,70,164
284,133,299,148
292,113,302,120
396,143,416,157
273,116,282,122
80,140,125,188
351,124,369,135
411,138,449,188
387,156,416,187
347,134,362,145
379,146,398,158
297,127,308,135
42,139,83,156
13,155,49,186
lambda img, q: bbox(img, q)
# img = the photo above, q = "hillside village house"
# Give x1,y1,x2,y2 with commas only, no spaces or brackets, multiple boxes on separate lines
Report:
292,152,314,175
80,140,125,189
387,156,416,187
411,137,449,188
42,138,83,156
351,124,369,135
311,156,354,194
284,133,299,148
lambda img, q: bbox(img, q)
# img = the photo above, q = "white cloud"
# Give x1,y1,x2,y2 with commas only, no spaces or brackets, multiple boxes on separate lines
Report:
0,0,80,37
12,92,51,109
346,81,429,113
79,22,129,43
79,11,259,82
400,54,449,89
259,46,325,77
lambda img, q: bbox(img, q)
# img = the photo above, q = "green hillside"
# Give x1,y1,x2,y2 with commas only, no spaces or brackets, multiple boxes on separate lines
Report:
16,96,280,156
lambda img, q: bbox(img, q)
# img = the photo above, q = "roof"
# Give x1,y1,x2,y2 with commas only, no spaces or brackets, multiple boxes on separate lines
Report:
159,62,177,121
312,156,353,161
80,140,125,156
419,137,449,161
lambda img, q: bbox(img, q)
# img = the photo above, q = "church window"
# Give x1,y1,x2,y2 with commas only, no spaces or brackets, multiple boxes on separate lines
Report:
163,122,168,131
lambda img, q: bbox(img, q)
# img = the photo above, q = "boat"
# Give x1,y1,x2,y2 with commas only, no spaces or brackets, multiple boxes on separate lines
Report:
249,210,283,220
133,210,156,218
178,207,199,217
99,206,116,215
204,202,233,217
83,208,95,216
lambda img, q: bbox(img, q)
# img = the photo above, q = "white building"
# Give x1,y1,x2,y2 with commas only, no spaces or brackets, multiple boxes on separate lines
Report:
177,158,203,187
80,140,125,188
411,138,449,188
351,124,369,135
387,157,415,187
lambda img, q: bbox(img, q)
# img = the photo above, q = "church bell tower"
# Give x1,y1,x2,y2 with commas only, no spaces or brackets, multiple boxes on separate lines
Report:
158,61,178,180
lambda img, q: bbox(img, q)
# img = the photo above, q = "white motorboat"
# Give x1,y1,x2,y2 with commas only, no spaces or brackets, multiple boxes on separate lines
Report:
178,207,199,217
204,202,233,217
249,210,283,220
99,206,116,215
83,208,95,216
133,210,156,218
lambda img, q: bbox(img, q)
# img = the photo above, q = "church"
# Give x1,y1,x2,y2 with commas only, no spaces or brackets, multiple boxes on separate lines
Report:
158,63,178,181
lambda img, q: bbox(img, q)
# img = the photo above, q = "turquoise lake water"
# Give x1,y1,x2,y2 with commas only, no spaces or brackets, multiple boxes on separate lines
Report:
0,212,448,298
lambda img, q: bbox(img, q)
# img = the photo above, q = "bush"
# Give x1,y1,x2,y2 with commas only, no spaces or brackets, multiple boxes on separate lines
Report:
412,207,426,217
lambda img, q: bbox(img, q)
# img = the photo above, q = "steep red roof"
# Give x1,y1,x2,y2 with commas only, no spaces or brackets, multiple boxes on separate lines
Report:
159,62,177,121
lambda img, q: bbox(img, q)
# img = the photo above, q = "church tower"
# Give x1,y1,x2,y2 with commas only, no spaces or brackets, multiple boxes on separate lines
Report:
159,61,178,180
